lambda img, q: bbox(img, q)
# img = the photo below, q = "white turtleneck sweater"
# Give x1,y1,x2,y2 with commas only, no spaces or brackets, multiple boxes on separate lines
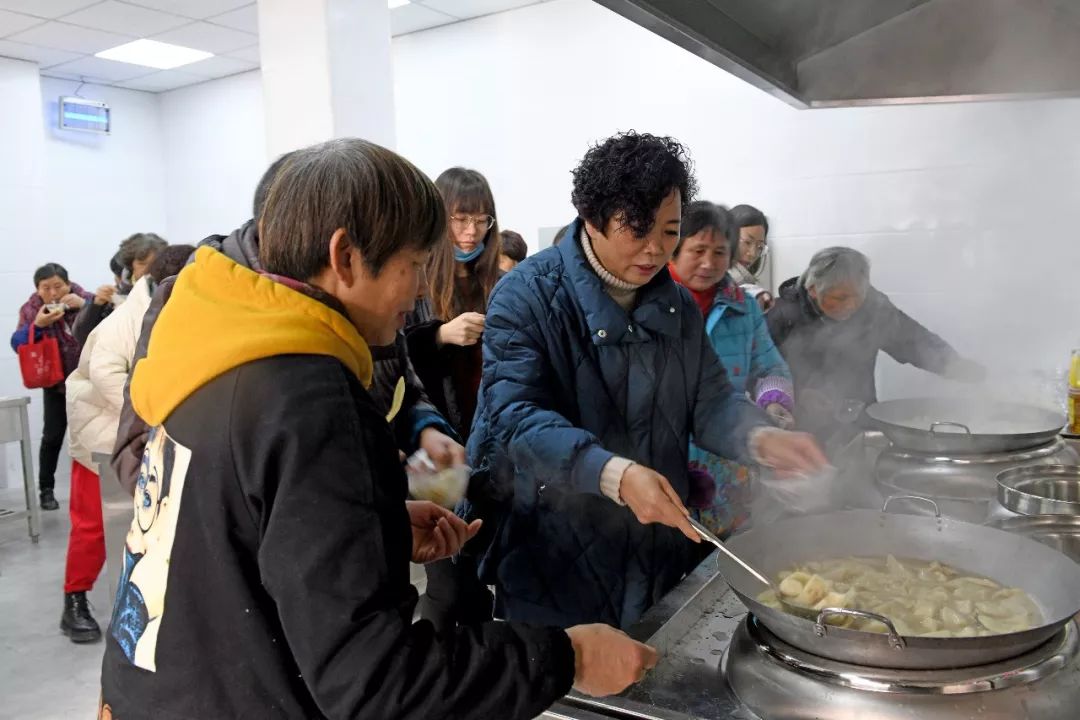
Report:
580,228,641,313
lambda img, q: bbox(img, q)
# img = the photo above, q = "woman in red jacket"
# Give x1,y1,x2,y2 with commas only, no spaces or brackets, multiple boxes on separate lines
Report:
10,263,96,511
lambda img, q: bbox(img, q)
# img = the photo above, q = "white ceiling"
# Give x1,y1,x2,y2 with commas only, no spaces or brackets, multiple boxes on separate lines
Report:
0,0,551,93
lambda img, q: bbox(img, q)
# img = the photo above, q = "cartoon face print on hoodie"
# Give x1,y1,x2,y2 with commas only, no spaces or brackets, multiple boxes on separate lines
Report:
110,425,192,672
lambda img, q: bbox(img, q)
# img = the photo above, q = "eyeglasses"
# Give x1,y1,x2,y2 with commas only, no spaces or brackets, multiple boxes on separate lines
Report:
450,214,495,231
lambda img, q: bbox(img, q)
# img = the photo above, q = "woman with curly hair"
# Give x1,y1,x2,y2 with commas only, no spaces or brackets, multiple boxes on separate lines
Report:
465,132,826,629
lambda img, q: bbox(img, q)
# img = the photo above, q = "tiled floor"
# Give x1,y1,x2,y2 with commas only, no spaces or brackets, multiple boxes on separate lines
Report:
0,466,107,719
0,465,430,720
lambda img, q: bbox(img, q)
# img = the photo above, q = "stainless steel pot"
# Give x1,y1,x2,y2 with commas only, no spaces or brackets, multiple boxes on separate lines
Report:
866,398,1065,454
722,500,1080,669
997,465,1080,516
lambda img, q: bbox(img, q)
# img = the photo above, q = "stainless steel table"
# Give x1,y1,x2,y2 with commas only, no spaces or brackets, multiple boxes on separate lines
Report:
0,396,39,542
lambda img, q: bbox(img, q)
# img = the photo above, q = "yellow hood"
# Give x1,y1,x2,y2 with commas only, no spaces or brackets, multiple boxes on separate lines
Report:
131,246,373,427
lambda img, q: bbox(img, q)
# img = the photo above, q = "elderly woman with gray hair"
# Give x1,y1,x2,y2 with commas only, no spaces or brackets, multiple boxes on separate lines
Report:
72,232,168,346
767,247,984,445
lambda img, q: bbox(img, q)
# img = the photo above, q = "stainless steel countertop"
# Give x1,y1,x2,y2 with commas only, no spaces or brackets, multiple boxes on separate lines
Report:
543,558,756,720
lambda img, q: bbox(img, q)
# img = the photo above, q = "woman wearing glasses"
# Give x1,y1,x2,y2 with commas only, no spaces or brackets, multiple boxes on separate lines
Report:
407,167,503,633
407,168,502,439
728,204,773,311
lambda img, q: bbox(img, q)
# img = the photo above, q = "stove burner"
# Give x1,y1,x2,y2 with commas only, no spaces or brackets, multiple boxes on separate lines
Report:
741,614,1077,695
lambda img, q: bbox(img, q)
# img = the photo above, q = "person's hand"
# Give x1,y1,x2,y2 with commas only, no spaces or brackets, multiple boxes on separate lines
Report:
619,464,699,543
765,403,795,429
566,624,659,697
407,500,482,564
752,428,829,478
418,428,466,470
755,292,774,312
436,312,485,347
93,285,116,306
33,305,65,328
61,293,85,310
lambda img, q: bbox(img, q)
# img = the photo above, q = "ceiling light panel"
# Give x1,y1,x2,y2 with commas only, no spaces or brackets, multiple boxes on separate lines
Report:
96,38,213,69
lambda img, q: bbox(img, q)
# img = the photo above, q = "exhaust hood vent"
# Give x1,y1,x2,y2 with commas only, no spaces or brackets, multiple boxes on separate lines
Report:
594,0,1080,107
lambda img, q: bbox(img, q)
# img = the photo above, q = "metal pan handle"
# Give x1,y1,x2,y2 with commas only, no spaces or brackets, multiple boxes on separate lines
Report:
882,494,942,518
813,607,907,650
929,421,973,435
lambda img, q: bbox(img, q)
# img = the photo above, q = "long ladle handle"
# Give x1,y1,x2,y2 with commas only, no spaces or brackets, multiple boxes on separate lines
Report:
687,516,772,588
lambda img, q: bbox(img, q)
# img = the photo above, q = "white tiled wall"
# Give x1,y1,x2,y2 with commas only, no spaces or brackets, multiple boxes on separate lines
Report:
159,70,267,246
0,67,168,487
0,58,50,489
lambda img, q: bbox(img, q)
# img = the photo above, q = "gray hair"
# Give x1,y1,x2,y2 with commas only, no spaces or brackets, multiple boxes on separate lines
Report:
801,247,870,294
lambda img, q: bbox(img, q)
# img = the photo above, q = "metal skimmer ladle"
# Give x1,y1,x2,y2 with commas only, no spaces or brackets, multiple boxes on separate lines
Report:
687,516,820,622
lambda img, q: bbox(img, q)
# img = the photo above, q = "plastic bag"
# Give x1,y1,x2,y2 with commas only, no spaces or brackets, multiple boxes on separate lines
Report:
405,449,469,509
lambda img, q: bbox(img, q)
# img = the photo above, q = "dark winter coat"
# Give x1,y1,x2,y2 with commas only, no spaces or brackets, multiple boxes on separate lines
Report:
767,277,962,439
100,248,572,720
466,218,768,630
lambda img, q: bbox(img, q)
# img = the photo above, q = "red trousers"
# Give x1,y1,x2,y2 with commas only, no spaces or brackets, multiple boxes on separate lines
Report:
64,461,105,594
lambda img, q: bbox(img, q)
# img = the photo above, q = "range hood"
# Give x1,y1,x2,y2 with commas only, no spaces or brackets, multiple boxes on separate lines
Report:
593,0,1080,107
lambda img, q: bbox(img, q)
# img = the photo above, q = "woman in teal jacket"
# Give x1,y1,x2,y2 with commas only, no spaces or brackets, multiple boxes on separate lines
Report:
669,201,794,537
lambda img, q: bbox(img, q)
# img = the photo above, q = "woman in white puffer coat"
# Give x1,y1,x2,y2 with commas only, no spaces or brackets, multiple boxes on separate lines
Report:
60,245,193,644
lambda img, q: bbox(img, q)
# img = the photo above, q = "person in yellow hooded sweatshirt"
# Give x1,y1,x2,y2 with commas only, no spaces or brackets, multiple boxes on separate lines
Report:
98,138,659,720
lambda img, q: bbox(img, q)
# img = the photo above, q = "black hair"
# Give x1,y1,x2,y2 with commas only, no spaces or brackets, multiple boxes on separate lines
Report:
499,230,527,262
34,263,69,287
730,204,769,235
260,138,445,280
109,252,124,277
428,167,503,321
253,151,299,220
571,131,697,238
675,201,739,260
149,245,197,283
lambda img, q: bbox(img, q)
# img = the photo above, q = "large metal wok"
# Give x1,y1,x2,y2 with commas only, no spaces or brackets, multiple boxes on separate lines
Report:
867,397,1065,454
722,500,1080,670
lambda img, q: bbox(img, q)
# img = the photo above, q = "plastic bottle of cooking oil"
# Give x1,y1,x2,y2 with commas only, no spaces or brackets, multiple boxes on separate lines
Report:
1069,349,1080,435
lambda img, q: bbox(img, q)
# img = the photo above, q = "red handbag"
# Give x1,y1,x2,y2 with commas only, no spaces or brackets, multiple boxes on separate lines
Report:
18,325,65,389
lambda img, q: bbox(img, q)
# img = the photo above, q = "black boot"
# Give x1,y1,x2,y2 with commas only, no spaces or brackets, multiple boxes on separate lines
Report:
60,592,102,643
39,489,59,511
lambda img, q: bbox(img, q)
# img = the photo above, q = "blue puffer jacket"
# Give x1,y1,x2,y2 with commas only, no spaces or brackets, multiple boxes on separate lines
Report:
466,219,768,629
703,278,791,401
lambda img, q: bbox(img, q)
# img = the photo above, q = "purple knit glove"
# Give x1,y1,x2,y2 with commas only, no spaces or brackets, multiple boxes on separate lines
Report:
756,376,795,412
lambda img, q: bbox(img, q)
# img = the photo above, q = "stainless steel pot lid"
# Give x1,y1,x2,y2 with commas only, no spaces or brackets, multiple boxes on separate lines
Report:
867,398,1065,454
997,465,1080,516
